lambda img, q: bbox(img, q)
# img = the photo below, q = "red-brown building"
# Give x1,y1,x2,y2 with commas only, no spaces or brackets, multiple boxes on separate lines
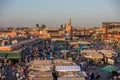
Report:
102,22,120,41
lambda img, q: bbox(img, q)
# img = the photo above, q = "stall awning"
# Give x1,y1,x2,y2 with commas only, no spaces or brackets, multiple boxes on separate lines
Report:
58,77,85,80
7,53,21,59
56,66,81,72
77,71,88,77
0,52,6,59
61,50,69,53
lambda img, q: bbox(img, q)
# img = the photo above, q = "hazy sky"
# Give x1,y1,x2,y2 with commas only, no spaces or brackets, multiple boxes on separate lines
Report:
0,0,120,28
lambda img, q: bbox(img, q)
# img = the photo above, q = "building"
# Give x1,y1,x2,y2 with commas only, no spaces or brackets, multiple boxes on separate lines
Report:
0,31,17,38
44,27,66,41
102,22,120,41
93,27,106,40
72,28,94,39
65,19,72,37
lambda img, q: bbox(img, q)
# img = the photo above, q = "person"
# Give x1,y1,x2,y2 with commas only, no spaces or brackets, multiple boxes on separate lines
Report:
16,72,19,79
113,76,117,80
109,78,113,80
0,72,1,80
90,72,95,80
95,73,101,80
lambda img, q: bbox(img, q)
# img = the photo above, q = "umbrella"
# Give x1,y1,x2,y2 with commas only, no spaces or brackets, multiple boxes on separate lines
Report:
61,50,69,53
102,65,118,72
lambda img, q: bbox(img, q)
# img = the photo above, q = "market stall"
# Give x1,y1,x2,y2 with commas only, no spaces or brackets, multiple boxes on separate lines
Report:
58,77,85,80
28,70,52,80
28,60,53,80
98,50,116,58
54,59,75,66
31,60,52,66
56,66,86,80
81,50,103,60
56,66,81,72
0,52,7,59
29,60,52,71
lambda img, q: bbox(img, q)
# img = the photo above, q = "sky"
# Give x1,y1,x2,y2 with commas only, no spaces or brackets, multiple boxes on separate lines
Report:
0,0,120,28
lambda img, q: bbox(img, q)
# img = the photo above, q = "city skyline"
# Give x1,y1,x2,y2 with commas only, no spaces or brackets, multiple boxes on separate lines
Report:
0,0,120,28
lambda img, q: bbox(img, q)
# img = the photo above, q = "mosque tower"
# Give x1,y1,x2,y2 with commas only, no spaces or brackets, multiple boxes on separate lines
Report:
65,19,72,37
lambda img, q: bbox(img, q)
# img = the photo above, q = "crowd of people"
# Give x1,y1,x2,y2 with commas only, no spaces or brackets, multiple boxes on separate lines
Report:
0,38,120,80
0,60,28,80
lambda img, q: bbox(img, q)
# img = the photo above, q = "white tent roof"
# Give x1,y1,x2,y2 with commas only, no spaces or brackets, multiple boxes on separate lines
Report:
58,77,85,80
56,66,81,72
79,41,90,44
97,50,116,54
81,50,103,59
84,53,103,59
61,50,69,53
81,50,97,54
78,71,88,77
69,41,90,45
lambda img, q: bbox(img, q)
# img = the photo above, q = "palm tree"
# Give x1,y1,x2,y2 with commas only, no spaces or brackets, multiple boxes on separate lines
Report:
36,24,40,31
40,24,46,30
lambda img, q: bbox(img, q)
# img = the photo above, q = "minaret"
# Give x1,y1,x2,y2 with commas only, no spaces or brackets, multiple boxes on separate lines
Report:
65,19,72,36
102,22,109,40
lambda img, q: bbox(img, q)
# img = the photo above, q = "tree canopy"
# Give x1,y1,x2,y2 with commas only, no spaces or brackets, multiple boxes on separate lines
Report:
40,24,46,30
36,24,46,31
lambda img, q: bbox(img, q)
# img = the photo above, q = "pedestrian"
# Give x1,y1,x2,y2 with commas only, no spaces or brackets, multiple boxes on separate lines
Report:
0,73,1,80
90,72,95,80
95,73,101,80
113,76,117,80
16,72,19,79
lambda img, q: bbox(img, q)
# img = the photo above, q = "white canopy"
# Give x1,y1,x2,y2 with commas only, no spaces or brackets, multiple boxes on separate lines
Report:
81,50,97,54
56,66,81,72
79,41,90,44
78,71,88,77
58,77,85,80
84,53,103,59
81,50,103,59
98,50,116,54
61,50,69,53
69,41,90,45
98,50,116,57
